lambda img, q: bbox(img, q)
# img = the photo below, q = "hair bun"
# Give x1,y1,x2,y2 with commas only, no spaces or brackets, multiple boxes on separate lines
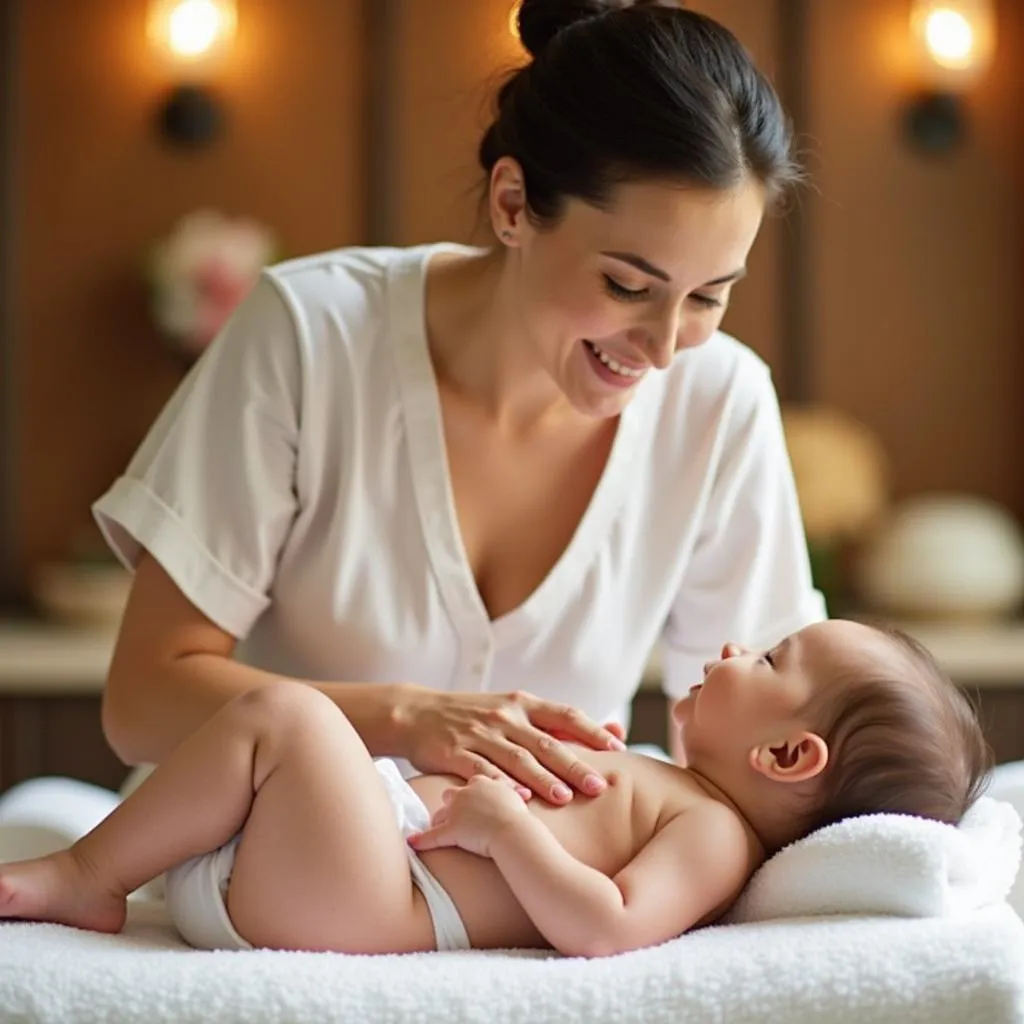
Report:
515,0,633,59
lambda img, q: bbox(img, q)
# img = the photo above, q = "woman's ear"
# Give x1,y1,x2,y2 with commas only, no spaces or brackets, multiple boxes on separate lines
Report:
489,156,528,243
748,731,828,784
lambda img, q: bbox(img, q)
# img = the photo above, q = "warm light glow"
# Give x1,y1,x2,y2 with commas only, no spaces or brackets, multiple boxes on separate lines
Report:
911,0,994,82
148,0,236,64
508,1,522,42
924,8,974,68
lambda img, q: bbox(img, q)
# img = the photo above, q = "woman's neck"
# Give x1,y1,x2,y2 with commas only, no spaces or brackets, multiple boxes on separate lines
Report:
424,246,575,436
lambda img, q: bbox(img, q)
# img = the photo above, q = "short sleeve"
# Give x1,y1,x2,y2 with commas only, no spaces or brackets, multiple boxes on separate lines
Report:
658,364,826,698
92,273,303,639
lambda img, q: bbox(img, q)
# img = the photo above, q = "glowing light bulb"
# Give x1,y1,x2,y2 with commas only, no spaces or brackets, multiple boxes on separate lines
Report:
148,0,236,65
923,8,974,69
168,1,221,58
910,0,994,83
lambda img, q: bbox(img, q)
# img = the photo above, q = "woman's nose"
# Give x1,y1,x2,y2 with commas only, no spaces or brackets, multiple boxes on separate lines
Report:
638,308,681,370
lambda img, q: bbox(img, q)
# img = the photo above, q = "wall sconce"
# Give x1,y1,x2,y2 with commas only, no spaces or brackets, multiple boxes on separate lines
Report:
904,0,995,156
147,0,237,149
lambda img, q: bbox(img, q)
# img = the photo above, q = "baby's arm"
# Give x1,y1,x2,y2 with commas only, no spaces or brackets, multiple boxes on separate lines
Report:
487,802,754,958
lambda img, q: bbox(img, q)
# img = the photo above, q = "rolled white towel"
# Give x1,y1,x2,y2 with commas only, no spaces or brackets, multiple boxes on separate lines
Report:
726,795,1022,924
0,776,119,861
985,761,1024,919
0,775,164,898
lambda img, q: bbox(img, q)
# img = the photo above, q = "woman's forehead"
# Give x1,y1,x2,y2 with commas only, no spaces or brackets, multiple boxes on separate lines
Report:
556,180,765,280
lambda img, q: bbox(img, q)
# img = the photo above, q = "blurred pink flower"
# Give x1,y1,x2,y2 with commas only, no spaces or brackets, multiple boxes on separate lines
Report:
149,209,275,359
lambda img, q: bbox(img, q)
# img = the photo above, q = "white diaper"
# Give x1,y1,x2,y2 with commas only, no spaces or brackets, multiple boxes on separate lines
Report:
165,758,470,952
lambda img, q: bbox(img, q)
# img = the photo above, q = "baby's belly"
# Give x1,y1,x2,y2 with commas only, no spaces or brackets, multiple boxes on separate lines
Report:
407,772,641,950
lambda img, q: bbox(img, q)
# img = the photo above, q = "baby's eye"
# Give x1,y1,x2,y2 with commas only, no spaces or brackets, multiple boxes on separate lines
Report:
761,650,776,668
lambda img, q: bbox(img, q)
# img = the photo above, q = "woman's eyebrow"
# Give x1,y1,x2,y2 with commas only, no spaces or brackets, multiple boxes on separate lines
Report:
600,251,747,288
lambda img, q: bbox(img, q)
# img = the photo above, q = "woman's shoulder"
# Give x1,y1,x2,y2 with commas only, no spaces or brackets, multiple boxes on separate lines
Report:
264,244,428,316
256,242,468,368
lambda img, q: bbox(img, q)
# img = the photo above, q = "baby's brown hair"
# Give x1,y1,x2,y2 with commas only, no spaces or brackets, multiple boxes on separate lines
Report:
800,624,992,834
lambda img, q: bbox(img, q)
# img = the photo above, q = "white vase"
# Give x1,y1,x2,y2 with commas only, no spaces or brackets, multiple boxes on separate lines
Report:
856,494,1024,621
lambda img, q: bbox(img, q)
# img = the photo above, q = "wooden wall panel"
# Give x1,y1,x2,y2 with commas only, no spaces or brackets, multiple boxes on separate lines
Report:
807,0,1024,515
389,0,521,247
11,0,366,592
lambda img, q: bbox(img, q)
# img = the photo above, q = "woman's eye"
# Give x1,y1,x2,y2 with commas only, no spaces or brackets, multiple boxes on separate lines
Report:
691,293,723,310
603,275,650,302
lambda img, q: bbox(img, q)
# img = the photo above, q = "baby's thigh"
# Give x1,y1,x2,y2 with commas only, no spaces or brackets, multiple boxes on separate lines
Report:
226,699,431,952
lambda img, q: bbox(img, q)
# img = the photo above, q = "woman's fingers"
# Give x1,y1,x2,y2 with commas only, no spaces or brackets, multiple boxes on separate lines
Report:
482,730,608,804
604,721,627,742
405,691,627,806
528,699,626,754
525,729,608,798
443,750,519,788
478,736,577,804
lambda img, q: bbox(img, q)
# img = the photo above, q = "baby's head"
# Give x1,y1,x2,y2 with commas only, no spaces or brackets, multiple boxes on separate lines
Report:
673,619,991,846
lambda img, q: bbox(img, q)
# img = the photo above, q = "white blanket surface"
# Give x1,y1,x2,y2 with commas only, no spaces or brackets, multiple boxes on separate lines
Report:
0,900,1021,1024
1,784,1023,1022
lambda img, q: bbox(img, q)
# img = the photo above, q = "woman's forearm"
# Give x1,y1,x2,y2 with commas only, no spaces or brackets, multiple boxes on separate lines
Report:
103,652,408,766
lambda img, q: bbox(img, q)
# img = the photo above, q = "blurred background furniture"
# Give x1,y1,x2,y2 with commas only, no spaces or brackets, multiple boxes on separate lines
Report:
4,618,1024,796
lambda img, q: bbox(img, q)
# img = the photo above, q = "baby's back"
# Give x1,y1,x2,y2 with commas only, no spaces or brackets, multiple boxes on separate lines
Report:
408,749,724,949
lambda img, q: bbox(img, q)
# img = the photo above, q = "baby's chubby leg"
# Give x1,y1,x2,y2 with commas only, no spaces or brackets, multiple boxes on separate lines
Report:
0,683,427,952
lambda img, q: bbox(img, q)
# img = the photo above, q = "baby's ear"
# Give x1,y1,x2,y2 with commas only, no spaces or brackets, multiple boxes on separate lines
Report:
749,731,828,784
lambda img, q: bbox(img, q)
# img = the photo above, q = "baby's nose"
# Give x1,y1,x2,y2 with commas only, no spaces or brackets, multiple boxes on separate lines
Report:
704,644,745,676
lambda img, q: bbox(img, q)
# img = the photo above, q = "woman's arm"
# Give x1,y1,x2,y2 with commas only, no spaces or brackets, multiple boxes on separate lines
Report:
103,555,404,766
105,557,624,805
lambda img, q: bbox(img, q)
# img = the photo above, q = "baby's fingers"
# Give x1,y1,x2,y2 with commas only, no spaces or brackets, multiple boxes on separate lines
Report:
407,826,452,852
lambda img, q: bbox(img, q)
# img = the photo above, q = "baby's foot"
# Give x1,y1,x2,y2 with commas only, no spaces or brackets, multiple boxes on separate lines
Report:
0,849,126,934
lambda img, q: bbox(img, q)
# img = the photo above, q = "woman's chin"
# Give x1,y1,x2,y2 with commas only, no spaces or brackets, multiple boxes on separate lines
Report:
565,383,634,420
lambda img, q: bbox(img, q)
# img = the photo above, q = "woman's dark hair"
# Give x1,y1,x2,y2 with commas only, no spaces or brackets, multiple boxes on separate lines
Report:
479,0,800,224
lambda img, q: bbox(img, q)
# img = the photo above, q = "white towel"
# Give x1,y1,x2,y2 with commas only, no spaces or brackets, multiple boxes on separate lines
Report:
987,762,1024,920
727,795,1023,924
0,781,1022,1022
0,900,1021,1024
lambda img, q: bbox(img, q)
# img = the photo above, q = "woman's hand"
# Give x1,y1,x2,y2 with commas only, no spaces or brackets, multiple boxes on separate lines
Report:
393,687,627,805
408,777,530,858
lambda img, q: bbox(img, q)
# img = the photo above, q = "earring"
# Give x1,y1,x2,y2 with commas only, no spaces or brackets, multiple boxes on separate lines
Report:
500,230,513,242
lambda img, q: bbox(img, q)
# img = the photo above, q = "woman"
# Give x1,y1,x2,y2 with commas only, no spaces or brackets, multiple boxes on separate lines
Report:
93,0,824,804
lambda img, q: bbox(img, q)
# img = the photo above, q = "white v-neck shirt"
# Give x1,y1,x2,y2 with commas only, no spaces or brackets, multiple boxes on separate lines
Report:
93,244,824,733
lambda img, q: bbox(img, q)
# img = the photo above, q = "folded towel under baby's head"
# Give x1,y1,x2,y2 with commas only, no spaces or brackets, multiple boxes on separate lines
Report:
725,795,1022,924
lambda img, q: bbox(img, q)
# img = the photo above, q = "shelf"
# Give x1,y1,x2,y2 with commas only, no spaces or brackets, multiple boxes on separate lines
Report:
641,619,1024,692
3,617,1024,698
0,622,116,694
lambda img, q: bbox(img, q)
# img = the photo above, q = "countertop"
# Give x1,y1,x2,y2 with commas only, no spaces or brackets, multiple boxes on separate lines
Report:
0,621,119,694
2,618,1024,695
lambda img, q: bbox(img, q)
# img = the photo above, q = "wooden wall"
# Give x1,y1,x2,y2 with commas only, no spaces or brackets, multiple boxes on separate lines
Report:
10,0,366,590
807,0,1024,505
4,0,1023,598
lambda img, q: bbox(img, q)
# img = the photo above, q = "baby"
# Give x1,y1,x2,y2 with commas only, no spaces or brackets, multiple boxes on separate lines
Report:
0,619,990,958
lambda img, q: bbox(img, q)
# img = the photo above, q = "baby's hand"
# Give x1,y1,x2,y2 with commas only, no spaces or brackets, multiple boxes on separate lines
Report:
408,776,529,858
